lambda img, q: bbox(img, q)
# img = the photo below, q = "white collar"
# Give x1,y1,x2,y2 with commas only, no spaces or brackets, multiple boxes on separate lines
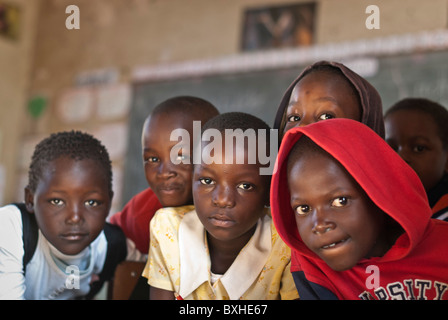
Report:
178,210,271,300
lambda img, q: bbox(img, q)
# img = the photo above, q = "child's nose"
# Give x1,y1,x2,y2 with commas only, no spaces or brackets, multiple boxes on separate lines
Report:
66,204,83,225
297,114,313,127
311,208,336,234
157,160,176,178
212,185,235,208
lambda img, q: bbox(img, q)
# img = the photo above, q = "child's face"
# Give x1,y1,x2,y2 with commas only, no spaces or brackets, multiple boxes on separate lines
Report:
284,71,361,135
287,150,388,271
192,140,269,243
142,112,195,207
385,109,448,191
25,157,112,255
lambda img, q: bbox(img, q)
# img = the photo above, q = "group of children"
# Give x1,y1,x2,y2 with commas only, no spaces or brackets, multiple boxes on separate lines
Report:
1,60,448,300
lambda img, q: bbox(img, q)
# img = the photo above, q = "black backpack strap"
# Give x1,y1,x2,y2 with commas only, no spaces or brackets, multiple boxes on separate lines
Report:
85,222,127,299
12,203,39,274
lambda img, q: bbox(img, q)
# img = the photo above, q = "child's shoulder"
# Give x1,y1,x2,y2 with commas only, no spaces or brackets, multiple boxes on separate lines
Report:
0,204,26,263
156,204,195,214
430,218,448,235
151,205,195,230
0,204,23,229
154,205,195,219
267,214,291,255
414,218,448,260
0,203,21,213
256,211,290,252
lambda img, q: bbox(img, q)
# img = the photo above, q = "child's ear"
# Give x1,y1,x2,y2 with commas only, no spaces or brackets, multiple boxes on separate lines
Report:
24,187,35,213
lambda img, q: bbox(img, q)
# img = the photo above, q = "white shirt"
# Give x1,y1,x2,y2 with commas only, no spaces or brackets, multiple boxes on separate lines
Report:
0,204,107,300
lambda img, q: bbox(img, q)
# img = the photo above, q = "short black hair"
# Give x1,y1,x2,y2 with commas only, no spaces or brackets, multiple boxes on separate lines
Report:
152,96,219,121
27,131,112,194
201,112,272,159
202,111,270,132
385,97,448,149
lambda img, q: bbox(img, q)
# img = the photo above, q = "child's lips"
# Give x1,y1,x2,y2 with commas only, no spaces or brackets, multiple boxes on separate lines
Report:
320,237,350,250
209,214,235,228
60,231,88,241
158,184,182,195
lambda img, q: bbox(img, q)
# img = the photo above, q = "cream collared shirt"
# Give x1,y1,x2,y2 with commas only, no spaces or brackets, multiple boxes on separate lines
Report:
143,206,298,300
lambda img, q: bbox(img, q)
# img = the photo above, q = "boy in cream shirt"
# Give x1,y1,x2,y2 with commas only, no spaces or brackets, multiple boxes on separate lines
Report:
143,112,298,300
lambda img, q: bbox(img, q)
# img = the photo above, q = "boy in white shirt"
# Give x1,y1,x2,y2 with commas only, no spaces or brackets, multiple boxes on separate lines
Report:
0,131,126,299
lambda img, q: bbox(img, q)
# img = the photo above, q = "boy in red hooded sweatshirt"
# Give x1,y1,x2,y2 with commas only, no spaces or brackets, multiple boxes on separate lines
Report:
271,118,448,300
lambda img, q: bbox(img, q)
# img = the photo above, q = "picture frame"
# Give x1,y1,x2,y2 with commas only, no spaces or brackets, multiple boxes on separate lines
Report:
0,2,20,40
241,2,316,51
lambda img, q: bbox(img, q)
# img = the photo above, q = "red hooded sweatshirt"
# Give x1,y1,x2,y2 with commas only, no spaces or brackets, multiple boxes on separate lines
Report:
270,118,448,300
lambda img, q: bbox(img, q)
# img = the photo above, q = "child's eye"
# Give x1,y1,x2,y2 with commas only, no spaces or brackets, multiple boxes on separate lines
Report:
85,200,101,207
413,145,426,153
199,178,215,185
318,113,335,121
295,205,311,216
50,199,64,206
287,115,301,122
331,197,348,207
144,156,159,163
237,183,254,191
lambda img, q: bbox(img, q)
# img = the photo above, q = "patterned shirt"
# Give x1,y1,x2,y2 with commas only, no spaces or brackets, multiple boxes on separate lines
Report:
143,206,298,300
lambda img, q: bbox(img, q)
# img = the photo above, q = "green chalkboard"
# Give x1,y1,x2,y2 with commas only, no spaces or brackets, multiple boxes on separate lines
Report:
369,50,448,111
121,50,448,205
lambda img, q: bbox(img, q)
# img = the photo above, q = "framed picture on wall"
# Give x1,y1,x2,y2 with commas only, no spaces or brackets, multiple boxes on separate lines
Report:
241,2,316,51
0,2,20,40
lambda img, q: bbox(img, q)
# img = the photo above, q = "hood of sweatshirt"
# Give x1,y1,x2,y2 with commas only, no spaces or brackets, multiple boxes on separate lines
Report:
273,60,385,139
270,118,431,265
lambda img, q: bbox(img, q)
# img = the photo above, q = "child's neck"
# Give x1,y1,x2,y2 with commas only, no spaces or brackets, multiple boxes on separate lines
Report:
207,225,257,275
